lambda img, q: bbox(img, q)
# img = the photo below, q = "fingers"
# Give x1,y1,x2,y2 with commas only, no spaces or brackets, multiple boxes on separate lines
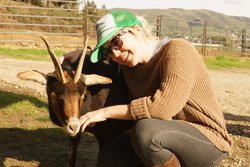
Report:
80,112,97,132
59,48,92,65
86,47,92,55
80,114,91,132
79,110,107,132
81,120,90,132
59,55,64,64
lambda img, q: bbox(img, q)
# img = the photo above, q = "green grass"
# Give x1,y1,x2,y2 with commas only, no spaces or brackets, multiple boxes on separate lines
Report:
1,47,250,70
0,90,96,167
0,90,49,123
204,55,250,70
0,47,65,61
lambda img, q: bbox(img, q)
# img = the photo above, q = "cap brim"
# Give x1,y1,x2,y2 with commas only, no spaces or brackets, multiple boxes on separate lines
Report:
90,27,123,63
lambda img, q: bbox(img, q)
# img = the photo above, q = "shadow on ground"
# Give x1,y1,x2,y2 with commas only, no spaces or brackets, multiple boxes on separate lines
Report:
224,113,250,138
0,90,47,109
0,128,98,167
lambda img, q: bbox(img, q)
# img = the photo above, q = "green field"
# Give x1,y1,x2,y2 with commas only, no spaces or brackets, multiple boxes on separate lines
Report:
0,47,65,61
1,47,250,70
204,55,250,69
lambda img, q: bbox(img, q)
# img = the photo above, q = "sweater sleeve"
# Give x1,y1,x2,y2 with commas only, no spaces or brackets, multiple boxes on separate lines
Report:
130,39,200,120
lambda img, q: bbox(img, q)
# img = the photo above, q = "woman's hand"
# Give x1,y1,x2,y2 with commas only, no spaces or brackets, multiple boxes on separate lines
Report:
59,47,92,64
80,108,109,132
80,105,133,132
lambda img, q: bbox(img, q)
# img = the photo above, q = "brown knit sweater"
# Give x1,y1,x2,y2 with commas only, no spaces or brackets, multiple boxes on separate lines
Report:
121,38,232,152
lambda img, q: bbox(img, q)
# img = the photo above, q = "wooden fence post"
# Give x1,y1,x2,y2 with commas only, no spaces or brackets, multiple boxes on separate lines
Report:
156,16,162,37
202,21,207,56
241,28,246,56
175,19,178,35
83,5,88,46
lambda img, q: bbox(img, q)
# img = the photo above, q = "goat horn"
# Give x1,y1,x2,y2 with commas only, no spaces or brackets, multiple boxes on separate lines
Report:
40,36,67,84
74,36,89,83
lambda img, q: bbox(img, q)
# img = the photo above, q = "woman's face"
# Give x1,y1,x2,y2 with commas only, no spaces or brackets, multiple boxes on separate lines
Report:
106,27,145,67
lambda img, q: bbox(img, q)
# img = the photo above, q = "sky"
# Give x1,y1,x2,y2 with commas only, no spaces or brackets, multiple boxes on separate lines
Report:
80,0,250,18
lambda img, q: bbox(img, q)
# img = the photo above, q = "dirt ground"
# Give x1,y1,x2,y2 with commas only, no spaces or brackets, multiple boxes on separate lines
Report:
0,56,249,167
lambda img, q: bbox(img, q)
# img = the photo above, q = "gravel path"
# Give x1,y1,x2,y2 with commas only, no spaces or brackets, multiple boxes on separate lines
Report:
0,56,249,166
0,56,53,96
209,69,250,117
1,56,249,117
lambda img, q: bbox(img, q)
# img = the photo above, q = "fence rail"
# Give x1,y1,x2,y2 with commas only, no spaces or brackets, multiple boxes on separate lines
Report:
0,1,249,56
0,13,82,20
0,0,84,49
0,5,79,11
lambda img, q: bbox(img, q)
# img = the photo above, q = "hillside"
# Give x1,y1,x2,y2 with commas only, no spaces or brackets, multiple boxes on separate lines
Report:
2,0,249,31
1,1,249,33
131,8,250,27
1,1,249,48
115,8,250,32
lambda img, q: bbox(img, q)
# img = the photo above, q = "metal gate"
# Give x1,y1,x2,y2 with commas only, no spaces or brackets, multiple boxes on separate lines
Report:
0,0,84,49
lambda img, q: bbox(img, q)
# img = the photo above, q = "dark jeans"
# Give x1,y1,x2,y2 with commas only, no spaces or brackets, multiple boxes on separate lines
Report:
97,119,227,167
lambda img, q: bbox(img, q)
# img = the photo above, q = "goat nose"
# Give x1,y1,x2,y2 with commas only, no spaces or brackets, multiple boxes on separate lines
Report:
68,122,79,133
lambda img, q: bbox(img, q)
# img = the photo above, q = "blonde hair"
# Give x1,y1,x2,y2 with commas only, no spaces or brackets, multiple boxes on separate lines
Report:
136,15,159,40
102,15,158,63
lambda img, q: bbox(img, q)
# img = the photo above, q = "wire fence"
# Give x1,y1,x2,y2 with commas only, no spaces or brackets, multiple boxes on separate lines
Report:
0,1,249,56
0,0,84,49
137,15,250,57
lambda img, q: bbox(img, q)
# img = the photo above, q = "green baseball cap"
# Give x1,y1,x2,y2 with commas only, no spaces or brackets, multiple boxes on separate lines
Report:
90,10,142,63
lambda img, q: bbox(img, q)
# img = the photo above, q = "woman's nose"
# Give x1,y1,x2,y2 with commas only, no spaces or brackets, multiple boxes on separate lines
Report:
111,48,121,58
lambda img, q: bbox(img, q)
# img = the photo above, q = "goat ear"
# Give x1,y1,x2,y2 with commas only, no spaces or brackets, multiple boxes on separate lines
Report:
17,70,48,85
80,74,112,86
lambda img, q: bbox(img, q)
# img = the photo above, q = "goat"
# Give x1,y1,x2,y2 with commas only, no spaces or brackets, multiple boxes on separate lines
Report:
17,36,134,167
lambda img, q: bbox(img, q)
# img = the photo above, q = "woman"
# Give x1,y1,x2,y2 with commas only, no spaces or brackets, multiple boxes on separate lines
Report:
78,10,232,167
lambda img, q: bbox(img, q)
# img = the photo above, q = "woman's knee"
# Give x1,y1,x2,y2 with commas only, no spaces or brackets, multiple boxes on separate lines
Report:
132,118,173,141
131,119,173,155
131,119,159,147
131,119,174,166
